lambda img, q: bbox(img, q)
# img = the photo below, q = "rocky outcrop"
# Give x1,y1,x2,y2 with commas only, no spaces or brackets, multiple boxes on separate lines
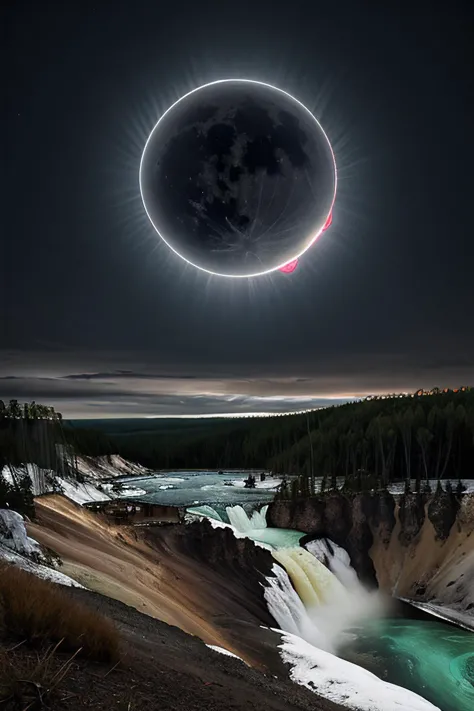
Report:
267,489,474,614
398,492,426,545
268,497,328,534
427,491,460,540
371,489,397,546
269,492,378,587
144,520,277,629
345,493,377,587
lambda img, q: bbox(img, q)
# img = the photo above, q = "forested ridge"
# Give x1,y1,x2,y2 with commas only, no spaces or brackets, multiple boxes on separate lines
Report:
2,390,474,510
0,399,66,515
66,388,474,486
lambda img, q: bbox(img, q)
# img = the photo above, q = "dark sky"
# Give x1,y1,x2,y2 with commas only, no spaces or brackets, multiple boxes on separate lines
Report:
2,0,474,418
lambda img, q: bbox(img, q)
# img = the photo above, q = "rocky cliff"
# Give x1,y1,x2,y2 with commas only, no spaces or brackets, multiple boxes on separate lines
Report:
267,490,474,623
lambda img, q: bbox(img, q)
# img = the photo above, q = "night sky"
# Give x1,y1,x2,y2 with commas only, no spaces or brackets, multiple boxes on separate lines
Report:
2,0,474,418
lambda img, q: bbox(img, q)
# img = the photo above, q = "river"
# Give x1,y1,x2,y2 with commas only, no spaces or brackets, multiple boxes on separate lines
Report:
116,471,474,508
187,503,474,711
116,469,281,507
118,470,473,710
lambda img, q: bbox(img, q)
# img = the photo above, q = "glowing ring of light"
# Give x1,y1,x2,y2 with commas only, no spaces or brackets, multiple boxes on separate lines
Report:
139,78,337,278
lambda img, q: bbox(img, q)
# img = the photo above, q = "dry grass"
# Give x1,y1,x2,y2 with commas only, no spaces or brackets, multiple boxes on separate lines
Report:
0,642,79,709
0,564,119,662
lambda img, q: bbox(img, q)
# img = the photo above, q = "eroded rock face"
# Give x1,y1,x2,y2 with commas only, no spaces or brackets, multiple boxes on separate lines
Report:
398,493,425,545
267,492,474,622
345,494,377,588
144,520,276,628
372,490,397,546
267,497,326,534
427,492,460,540
324,494,353,542
268,493,380,587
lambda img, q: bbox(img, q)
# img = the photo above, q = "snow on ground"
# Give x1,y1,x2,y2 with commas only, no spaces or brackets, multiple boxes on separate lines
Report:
0,508,83,588
67,453,148,481
388,479,474,495
400,597,474,632
2,463,57,495
278,630,440,711
0,509,42,558
54,478,146,505
2,463,146,505
206,644,246,663
0,544,84,587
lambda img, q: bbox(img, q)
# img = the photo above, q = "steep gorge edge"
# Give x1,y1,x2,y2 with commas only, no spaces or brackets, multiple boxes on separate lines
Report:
268,491,474,626
27,496,280,668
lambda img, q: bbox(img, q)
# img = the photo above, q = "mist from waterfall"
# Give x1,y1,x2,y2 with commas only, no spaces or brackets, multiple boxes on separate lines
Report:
187,503,386,654
266,546,386,654
185,503,468,709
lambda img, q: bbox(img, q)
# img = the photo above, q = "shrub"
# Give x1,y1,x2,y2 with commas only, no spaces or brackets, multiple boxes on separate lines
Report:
0,564,119,662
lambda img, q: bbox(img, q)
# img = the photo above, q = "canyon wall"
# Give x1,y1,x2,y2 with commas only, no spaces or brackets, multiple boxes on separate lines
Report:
267,491,474,621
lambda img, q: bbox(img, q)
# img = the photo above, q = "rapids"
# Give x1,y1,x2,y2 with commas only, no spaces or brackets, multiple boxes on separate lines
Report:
187,503,474,711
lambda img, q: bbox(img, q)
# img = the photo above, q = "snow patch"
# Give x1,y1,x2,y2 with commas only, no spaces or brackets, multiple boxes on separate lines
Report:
278,630,440,711
206,645,245,663
0,509,41,558
63,452,148,481
2,463,146,505
0,545,83,588
0,508,83,588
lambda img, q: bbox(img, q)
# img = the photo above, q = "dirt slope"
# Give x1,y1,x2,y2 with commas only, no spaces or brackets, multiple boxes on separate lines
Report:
27,495,275,667
1,585,340,711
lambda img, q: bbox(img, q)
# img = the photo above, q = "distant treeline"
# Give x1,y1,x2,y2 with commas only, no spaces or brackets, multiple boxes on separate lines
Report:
66,389,474,485
0,399,67,516
2,391,474,512
0,400,64,471
0,399,100,515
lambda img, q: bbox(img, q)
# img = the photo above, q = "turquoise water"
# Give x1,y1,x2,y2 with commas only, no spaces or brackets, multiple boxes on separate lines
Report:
340,618,474,711
187,504,304,549
244,528,304,548
191,503,474,711
118,470,279,507
118,471,474,507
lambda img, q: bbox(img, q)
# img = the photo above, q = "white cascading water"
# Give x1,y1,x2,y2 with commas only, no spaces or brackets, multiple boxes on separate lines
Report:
187,504,224,523
188,503,385,653
304,537,361,590
266,545,385,653
226,504,269,532
186,504,438,710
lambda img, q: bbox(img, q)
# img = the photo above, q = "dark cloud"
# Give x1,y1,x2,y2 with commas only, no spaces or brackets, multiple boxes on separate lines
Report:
63,371,199,381
1,349,473,417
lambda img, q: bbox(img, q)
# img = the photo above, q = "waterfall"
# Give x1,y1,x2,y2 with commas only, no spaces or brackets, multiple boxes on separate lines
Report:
272,547,347,609
267,545,385,653
187,503,384,651
225,504,268,532
264,563,330,649
187,505,224,522
304,538,360,590
186,503,439,709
